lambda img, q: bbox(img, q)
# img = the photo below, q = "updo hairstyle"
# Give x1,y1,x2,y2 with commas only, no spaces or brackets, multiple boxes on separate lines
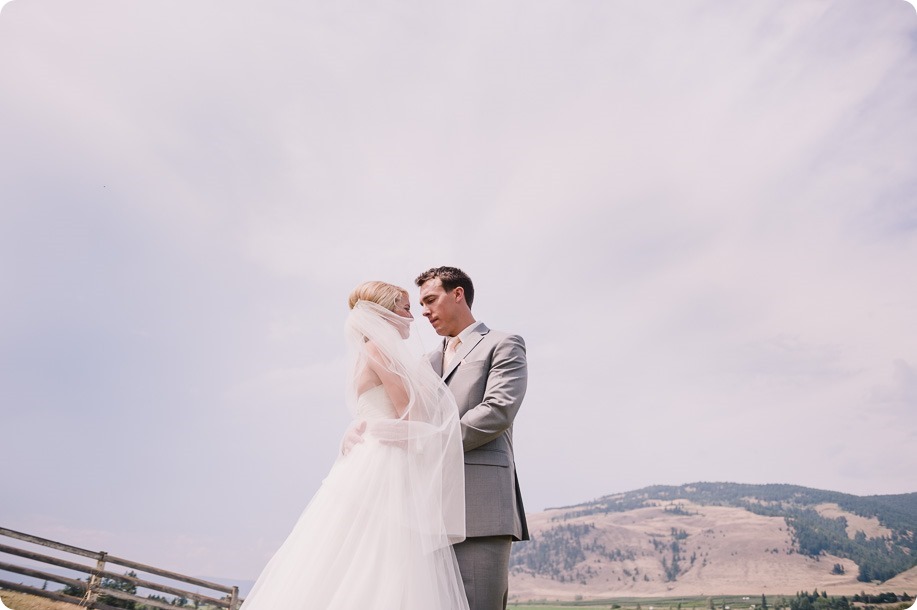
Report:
348,281,407,311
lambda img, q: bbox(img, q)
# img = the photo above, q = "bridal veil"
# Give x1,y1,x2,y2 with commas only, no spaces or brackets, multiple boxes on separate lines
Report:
344,299,466,553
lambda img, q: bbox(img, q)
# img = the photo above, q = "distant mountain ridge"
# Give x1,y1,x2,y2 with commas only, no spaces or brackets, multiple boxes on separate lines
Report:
508,482,917,602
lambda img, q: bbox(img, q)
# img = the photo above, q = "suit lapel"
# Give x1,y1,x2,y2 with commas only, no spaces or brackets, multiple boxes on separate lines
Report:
443,322,489,381
429,344,444,377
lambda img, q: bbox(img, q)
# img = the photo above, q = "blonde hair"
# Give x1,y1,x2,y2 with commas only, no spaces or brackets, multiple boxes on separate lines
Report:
348,281,408,311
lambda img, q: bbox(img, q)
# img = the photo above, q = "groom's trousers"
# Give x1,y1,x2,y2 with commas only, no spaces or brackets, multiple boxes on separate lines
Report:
453,535,513,610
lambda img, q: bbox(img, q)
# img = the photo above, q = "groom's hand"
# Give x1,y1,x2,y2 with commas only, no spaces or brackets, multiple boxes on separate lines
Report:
341,420,367,455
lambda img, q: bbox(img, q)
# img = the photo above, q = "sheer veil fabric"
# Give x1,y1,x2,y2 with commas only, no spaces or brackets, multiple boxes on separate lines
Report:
344,300,466,550
240,300,469,610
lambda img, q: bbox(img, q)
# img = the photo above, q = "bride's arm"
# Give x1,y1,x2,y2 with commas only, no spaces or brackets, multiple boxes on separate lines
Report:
365,341,410,418
340,419,366,455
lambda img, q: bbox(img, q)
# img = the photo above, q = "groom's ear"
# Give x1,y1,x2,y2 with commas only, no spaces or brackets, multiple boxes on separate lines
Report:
453,286,465,302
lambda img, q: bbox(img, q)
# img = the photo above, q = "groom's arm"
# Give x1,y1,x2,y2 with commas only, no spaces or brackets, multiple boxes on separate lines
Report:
460,334,527,452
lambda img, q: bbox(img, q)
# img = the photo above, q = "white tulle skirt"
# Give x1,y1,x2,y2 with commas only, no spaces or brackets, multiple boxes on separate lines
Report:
241,438,469,610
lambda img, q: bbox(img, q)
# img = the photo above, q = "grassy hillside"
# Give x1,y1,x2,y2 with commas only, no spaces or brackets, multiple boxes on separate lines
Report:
510,482,917,592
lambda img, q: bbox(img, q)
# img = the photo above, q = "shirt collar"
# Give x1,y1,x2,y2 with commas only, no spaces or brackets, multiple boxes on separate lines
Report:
449,321,479,343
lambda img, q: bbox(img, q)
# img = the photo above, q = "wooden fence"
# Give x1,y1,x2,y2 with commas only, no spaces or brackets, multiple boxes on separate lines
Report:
0,526,241,610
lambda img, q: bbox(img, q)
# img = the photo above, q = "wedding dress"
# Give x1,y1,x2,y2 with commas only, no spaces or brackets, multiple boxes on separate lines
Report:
240,301,469,610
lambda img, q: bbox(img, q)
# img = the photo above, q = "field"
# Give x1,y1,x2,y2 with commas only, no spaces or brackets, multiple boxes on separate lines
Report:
510,595,789,609
0,590,81,610
0,590,224,610
3,589,914,610
509,597,915,610
0,591,784,610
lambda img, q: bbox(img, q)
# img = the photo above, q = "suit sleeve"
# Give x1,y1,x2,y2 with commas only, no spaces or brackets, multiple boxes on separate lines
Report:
460,334,528,451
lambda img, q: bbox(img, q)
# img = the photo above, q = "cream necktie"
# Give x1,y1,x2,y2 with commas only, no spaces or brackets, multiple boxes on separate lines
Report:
443,336,461,369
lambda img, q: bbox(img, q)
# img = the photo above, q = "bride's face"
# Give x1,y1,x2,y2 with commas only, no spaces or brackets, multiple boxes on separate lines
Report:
394,293,413,320
392,293,413,338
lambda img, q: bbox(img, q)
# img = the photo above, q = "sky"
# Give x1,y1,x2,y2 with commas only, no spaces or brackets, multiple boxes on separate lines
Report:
1,0,916,586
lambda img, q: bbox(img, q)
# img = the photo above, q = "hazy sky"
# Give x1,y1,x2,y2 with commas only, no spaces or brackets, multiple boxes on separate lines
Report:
2,0,916,585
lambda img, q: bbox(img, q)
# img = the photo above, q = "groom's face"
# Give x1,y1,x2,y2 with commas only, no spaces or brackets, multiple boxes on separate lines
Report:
419,278,461,337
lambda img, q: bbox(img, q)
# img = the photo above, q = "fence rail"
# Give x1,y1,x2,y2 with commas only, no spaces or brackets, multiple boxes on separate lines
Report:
0,526,240,610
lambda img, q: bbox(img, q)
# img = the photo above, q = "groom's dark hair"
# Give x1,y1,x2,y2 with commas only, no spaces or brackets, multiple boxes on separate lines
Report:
415,266,475,308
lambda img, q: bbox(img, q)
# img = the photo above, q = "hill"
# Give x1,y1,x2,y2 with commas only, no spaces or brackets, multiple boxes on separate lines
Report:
508,482,917,602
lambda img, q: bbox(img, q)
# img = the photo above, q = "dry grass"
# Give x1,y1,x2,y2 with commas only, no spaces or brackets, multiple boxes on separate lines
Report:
0,590,81,610
813,503,894,540
509,500,917,602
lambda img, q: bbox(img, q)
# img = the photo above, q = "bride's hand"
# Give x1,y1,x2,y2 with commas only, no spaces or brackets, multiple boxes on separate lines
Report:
340,420,367,455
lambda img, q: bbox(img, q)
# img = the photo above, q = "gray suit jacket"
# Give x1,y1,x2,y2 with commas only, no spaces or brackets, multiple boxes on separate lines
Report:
428,321,529,541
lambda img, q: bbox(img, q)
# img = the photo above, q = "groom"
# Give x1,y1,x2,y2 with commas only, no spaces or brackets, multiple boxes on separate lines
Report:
415,266,529,610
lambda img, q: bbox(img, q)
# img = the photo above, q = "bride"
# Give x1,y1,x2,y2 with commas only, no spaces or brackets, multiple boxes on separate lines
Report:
240,281,470,610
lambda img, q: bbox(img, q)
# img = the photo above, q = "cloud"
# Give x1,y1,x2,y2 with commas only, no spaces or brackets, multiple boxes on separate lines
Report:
1,0,915,581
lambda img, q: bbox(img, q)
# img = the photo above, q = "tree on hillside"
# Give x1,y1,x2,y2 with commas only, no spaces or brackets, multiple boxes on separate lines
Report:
61,578,88,599
60,572,140,608
99,571,139,609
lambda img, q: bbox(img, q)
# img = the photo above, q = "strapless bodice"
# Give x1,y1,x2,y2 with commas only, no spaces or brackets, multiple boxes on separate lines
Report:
356,385,398,420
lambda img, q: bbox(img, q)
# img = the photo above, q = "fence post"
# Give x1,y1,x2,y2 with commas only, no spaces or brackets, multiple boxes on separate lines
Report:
229,585,240,610
86,551,107,608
